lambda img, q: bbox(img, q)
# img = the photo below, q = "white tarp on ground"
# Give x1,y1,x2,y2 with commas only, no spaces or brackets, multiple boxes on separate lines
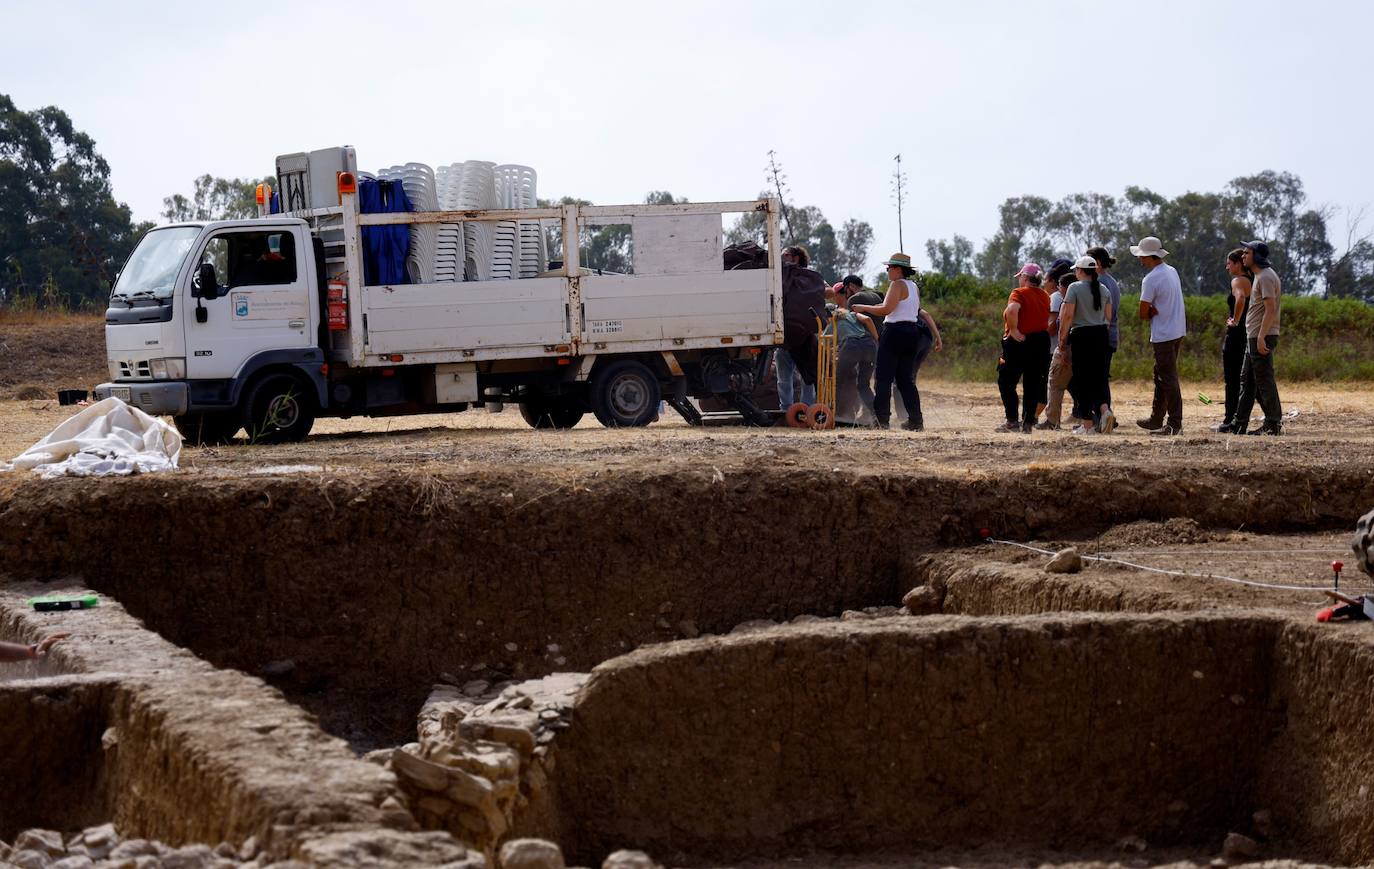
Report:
2,397,182,478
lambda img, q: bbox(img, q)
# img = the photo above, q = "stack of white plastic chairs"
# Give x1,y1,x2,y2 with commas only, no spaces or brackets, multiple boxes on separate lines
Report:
433,163,468,283
377,163,440,284
447,161,498,281
496,165,545,278
368,158,542,283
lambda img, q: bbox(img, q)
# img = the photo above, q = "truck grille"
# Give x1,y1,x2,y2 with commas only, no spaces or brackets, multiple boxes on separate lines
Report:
118,360,152,379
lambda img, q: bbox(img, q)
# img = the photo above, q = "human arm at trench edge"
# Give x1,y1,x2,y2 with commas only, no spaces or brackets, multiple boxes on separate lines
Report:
0,633,69,663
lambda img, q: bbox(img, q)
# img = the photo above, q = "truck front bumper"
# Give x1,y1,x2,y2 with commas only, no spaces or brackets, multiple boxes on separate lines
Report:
94,381,189,416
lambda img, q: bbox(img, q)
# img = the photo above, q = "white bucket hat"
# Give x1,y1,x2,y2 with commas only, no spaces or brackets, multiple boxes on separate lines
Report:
1130,236,1169,257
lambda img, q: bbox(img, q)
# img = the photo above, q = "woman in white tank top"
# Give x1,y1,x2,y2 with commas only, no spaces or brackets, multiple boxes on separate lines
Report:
851,253,942,430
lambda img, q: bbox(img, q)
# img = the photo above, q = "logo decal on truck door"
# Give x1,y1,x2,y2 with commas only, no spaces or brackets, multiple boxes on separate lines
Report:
229,290,308,321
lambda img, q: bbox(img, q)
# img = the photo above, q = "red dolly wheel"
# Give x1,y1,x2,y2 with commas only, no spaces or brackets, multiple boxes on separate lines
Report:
785,402,811,428
807,403,833,430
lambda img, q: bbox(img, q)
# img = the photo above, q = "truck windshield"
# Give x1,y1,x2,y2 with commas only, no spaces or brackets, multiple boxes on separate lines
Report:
110,227,200,301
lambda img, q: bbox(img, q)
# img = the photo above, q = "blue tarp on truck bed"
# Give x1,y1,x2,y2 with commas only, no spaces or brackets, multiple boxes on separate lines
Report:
359,179,412,286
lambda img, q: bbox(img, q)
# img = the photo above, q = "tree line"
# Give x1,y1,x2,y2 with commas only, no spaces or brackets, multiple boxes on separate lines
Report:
2,93,1367,308
924,172,1374,301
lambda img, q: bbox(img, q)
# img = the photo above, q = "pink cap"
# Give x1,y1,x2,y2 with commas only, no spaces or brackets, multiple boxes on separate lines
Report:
1015,263,1043,278
830,282,845,293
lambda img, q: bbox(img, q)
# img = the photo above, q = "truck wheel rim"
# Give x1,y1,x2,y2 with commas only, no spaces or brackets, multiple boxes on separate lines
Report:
609,374,649,418
266,395,299,429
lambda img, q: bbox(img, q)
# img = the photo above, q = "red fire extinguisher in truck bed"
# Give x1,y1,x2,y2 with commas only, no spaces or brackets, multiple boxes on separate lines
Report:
327,277,348,331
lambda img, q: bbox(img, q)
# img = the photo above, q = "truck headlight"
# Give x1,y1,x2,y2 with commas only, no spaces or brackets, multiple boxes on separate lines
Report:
148,357,186,380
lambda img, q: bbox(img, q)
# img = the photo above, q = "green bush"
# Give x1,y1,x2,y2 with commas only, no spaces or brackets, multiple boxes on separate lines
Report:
913,278,1374,382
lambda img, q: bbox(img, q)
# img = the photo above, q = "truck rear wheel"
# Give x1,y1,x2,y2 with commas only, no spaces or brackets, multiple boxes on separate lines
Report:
590,359,660,428
243,373,316,444
519,392,586,430
173,412,240,445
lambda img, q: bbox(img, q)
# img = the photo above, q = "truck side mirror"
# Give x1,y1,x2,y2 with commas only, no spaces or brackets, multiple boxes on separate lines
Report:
193,263,220,300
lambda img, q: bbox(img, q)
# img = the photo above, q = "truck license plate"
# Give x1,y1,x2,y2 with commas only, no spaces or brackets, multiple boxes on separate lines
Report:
112,387,131,401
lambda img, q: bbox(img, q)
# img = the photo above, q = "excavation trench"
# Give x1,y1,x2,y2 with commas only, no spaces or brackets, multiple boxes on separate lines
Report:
553,613,1374,866
1,463,1372,865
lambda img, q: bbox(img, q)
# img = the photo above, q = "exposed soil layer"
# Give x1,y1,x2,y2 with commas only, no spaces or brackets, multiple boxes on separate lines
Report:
0,586,482,866
557,613,1371,867
0,675,114,841
0,314,106,400
3,458,1372,746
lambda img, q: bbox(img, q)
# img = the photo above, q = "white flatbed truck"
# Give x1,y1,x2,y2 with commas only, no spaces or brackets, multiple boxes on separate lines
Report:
94,149,785,442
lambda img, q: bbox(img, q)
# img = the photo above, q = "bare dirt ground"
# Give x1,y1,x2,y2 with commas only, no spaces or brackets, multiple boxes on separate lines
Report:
0,313,106,399
945,526,1361,618
4,380,1372,476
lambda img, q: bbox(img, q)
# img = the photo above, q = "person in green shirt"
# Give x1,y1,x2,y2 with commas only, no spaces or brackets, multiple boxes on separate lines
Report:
826,285,881,424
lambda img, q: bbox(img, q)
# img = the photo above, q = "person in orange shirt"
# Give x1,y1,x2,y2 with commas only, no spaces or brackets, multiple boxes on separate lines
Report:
996,263,1053,433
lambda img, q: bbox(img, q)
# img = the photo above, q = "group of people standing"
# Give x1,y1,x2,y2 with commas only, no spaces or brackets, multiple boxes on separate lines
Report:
996,236,1285,435
776,248,942,430
775,235,1286,436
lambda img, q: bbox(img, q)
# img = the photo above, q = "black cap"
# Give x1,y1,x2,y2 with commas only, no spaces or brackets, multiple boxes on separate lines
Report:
1045,257,1074,283
1242,240,1271,267
1085,246,1117,269
841,274,863,288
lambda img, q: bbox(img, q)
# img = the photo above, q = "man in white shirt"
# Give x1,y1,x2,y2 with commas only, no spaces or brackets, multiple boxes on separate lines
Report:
1132,236,1186,435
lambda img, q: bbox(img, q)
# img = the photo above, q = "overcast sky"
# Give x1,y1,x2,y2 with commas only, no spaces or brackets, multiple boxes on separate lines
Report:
4,0,1368,277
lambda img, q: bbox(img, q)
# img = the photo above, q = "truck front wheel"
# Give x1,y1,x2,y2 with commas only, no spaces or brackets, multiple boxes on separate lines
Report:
243,373,316,444
590,359,660,428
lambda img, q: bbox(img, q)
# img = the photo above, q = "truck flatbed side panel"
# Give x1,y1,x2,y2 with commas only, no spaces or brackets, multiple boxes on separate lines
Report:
362,277,568,355
579,270,772,344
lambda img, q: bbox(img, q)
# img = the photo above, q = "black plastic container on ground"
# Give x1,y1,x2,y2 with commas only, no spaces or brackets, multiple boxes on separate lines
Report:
57,389,88,406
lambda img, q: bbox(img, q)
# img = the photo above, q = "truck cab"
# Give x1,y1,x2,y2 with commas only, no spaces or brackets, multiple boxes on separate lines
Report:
99,219,327,443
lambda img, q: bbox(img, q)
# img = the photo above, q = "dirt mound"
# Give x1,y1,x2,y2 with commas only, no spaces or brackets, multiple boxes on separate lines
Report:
0,314,106,398
1093,517,1234,549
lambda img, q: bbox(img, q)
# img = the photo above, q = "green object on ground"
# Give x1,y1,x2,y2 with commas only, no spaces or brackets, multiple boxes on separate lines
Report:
1197,393,1213,405
26,594,99,612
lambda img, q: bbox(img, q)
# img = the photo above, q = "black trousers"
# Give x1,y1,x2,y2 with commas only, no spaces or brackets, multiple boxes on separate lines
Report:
1066,325,1110,425
1234,335,1283,430
1221,326,1247,425
997,332,1051,426
874,321,932,425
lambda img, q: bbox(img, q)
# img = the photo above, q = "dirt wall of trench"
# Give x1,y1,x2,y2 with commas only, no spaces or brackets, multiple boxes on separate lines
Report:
554,614,1281,865
1,463,1370,743
1259,624,1374,865
0,677,114,840
0,588,482,865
